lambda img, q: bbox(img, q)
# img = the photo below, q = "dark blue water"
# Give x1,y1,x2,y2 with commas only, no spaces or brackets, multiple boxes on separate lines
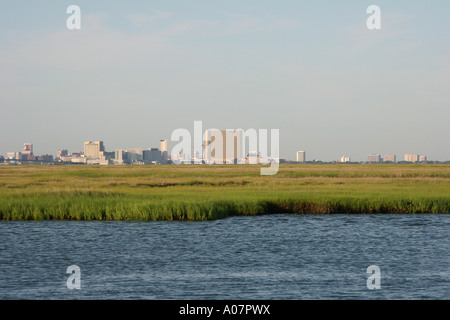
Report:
0,214,448,300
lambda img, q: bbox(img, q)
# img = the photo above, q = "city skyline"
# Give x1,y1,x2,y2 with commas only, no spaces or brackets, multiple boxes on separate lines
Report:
1,140,440,164
1,1,449,161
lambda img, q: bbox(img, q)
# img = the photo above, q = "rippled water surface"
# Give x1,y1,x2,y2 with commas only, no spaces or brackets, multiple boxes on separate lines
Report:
0,214,448,299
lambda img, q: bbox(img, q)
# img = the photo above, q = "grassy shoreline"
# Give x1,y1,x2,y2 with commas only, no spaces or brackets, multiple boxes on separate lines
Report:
1,164,449,220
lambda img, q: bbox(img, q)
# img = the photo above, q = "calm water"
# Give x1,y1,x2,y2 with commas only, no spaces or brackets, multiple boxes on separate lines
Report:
0,214,448,300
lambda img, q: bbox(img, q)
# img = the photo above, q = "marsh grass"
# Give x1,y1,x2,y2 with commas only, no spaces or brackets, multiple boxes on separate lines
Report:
0,164,449,220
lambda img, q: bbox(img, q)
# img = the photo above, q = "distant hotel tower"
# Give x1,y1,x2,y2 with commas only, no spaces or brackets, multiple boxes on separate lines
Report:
84,141,104,159
339,156,351,163
296,151,305,162
160,139,168,163
20,143,34,160
384,154,396,163
404,154,419,163
204,129,243,164
367,154,382,163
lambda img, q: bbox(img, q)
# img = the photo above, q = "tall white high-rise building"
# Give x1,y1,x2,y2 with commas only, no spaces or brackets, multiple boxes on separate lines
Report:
296,151,305,162
340,156,351,163
160,139,168,164
115,148,125,164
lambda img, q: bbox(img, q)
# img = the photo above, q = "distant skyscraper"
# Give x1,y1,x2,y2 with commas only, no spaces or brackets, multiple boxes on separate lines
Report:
204,129,243,164
84,141,104,159
296,151,306,162
160,139,168,164
23,143,33,153
419,155,427,162
384,154,396,163
339,156,351,163
367,154,382,163
21,143,33,159
404,154,419,163
115,148,125,164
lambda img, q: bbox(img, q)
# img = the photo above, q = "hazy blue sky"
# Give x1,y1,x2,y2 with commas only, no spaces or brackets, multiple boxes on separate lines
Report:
1,1,449,161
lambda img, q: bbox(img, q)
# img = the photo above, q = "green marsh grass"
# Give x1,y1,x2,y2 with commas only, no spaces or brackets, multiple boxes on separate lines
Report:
0,164,449,220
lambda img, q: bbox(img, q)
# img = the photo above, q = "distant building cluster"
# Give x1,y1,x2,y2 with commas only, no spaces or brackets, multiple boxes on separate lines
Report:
291,151,433,164
4,143,54,163
203,129,272,164
0,140,443,166
1,135,277,166
203,130,273,164
364,153,427,163
56,140,170,165
339,156,351,163
404,153,427,163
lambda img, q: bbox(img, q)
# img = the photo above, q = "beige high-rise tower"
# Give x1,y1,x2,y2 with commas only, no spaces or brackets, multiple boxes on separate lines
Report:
204,129,243,164
384,154,396,163
21,143,33,159
84,141,104,159
296,151,305,162
160,139,168,163
404,154,419,163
